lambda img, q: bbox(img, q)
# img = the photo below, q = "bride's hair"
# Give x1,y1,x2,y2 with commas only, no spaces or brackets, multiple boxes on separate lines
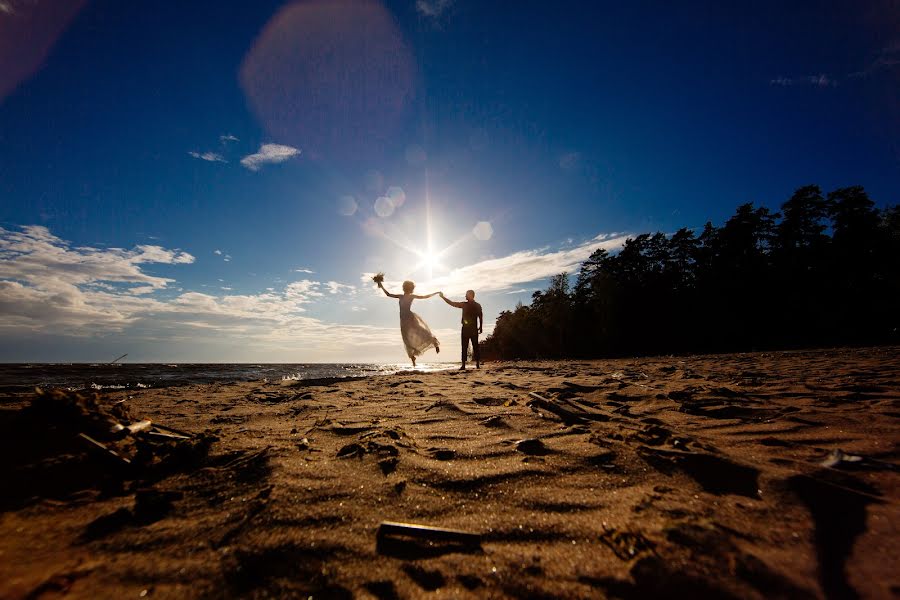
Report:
402,280,415,293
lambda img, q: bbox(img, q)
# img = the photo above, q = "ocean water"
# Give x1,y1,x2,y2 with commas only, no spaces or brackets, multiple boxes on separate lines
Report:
0,362,455,393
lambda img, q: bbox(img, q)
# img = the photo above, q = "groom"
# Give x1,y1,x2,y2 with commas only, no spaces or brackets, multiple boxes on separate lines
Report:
439,290,483,369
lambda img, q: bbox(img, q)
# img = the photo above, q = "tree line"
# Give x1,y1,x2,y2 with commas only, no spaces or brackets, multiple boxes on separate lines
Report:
481,185,899,359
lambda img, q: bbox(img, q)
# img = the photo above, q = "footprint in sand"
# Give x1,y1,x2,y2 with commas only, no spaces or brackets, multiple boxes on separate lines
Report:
428,448,456,460
472,397,507,406
637,446,760,498
403,564,446,591
336,440,400,475
481,415,511,428
516,438,550,455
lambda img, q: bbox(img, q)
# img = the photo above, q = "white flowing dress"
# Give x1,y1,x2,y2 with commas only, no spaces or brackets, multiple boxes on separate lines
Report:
399,294,438,359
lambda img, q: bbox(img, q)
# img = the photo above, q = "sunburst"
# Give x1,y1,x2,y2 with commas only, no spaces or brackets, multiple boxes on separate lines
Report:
362,183,484,286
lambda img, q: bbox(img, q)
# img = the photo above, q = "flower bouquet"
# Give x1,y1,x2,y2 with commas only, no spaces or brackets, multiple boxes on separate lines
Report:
372,272,385,285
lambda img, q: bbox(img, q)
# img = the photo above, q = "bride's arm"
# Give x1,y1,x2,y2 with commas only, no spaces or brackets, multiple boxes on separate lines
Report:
378,283,401,299
412,291,439,300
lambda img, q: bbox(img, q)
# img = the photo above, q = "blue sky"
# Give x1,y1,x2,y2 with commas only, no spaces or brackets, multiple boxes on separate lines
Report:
1,0,898,362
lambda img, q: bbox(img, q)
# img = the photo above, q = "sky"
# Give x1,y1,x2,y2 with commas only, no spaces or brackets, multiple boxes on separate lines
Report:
1,0,898,363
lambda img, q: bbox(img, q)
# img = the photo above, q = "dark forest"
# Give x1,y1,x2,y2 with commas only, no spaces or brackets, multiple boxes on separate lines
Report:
481,185,899,359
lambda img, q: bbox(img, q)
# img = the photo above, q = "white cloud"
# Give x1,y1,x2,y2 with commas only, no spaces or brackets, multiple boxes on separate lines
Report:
849,42,900,80
559,152,581,171
416,0,453,17
295,267,314,274
285,279,324,302
156,286,399,355
364,233,629,295
214,249,222,255
0,226,193,291
220,134,239,143
188,151,227,163
131,244,194,264
129,286,157,296
775,45,900,90
325,281,355,295
770,74,836,87
0,226,399,356
0,226,192,333
0,226,631,361
240,143,300,171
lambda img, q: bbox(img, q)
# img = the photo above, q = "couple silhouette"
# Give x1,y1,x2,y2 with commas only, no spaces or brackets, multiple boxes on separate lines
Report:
377,279,483,370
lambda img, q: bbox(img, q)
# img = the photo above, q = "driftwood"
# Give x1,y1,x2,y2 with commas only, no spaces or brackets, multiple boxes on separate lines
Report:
77,433,132,465
146,430,190,440
526,392,610,425
126,420,152,434
377,521,481,545
152,423,193,438
110,420,191,440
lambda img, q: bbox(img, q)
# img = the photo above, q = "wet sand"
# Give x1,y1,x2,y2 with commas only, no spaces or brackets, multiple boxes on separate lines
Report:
1,346,898,599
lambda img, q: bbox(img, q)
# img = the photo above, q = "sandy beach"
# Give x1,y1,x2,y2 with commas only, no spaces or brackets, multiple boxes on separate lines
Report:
1,346,898,599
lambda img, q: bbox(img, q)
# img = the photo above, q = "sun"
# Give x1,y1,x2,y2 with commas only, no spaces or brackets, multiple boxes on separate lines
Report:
412,248,442,281
365,186,485,284
422,251,439,271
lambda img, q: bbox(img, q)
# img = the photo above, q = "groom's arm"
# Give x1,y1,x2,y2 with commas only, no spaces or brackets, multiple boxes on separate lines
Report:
439,293,465,308
477,304,483,333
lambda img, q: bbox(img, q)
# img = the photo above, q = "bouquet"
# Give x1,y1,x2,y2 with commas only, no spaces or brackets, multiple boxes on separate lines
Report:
372,272,385,285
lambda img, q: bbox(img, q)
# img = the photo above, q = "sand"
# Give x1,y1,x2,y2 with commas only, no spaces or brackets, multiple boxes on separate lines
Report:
1,346,898,599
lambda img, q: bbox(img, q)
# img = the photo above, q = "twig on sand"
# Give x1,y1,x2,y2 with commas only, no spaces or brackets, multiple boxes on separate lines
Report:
305,411,331,434
527,392,588,425
377,521,481,545
77,433,132,466
526,391,616,425
526,391,643,433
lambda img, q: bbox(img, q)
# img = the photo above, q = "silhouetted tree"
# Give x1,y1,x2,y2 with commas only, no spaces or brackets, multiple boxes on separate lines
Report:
773,185,832,345
481,184,898,360
777,184,830,256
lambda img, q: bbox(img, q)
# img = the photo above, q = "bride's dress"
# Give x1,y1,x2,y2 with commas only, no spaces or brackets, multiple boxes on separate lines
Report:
399,294,438,359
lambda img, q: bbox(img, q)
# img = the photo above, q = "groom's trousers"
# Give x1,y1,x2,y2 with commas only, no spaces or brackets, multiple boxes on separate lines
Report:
461,328,480,365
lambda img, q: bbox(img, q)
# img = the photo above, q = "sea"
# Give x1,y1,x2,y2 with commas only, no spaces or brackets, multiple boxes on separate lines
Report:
0,362,456,393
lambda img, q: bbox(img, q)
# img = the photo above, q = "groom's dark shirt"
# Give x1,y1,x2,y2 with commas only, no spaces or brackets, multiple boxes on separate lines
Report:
445,299,483,332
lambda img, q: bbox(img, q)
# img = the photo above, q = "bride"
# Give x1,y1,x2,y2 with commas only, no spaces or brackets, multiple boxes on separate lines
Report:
377,277,440,366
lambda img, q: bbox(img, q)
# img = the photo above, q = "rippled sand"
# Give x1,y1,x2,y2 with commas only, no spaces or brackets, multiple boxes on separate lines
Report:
2,346,898,598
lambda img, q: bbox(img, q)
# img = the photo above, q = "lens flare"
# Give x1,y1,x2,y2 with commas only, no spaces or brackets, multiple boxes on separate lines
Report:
337,195,358,216
473,221,493,240
374,196,395,218
239,0,416,161
386,186,406,208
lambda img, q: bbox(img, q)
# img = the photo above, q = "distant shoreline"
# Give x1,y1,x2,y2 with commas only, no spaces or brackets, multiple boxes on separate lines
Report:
3,344,898,393
0,361,459,393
